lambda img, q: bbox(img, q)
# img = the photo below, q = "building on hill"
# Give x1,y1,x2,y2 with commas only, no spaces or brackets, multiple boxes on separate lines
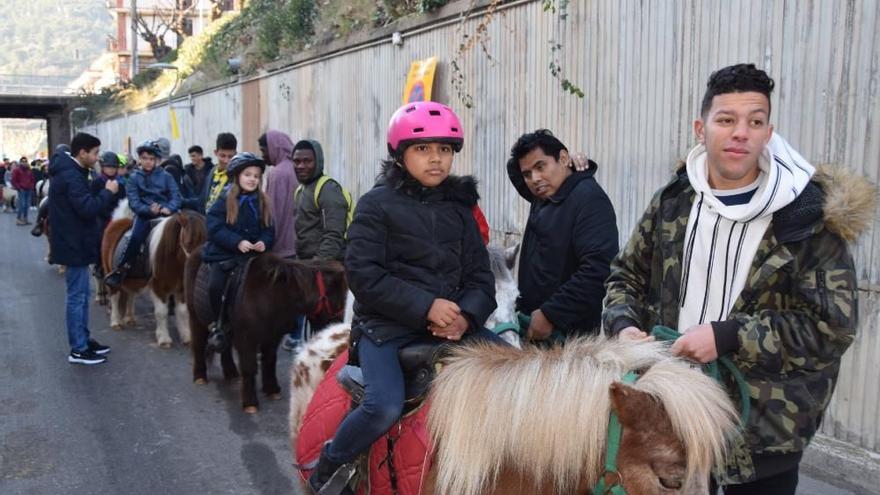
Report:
106,0,239,81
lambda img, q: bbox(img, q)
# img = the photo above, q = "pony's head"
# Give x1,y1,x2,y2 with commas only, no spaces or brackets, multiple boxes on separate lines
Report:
485,244,520,330
176,210,208,256
427,337,738,495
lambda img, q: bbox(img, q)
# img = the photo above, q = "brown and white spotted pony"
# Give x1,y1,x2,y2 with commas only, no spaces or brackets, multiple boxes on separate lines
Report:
100,206,207,347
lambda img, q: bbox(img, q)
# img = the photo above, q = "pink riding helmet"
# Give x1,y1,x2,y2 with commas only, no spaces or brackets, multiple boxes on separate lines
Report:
386,101,464,155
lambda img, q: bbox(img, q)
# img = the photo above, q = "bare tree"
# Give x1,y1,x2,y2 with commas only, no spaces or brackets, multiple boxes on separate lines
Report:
133,0,198,60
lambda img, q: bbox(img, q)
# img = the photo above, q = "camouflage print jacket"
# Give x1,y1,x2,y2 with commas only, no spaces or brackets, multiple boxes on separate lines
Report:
603,165,874,483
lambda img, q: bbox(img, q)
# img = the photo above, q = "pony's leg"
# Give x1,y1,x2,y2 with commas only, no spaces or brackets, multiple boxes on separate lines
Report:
259,337,282,399
109,292,124,330
173,294,191,346
150,290,173,348
191,316,209,384
237,339,261,413
220,347,239,380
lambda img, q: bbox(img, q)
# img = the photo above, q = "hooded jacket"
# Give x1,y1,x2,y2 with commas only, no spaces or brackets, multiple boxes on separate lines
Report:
47,153,115,266
126,165,181,217
293,139,347,261
603,163,875,482
346,167,497,344
506,159,619,334
264,130,299,258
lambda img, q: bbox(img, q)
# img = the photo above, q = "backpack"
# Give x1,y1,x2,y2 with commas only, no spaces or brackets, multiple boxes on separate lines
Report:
295,176,355,236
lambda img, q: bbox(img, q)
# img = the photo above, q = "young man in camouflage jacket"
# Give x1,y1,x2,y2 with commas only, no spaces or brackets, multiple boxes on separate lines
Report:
603,64,873,493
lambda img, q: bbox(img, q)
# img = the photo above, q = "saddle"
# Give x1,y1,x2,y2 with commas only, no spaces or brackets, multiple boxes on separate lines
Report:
336,335,453,414
110,218,163,279
192,258,253,327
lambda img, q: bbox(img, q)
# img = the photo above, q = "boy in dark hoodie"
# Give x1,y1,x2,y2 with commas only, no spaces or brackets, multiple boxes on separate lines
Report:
291,139,348,261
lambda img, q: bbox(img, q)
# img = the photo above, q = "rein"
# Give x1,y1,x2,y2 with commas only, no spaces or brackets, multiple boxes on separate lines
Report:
650,325,750,427
308,271,343,321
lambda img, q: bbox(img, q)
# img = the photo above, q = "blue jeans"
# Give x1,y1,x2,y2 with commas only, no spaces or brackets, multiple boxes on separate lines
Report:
120,215,153,266
287,315,306,341
16,190,31,221
65,266,92,352
326,328,506,463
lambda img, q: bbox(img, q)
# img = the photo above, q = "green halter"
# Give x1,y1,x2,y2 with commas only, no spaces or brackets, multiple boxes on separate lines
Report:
592,370,639,495
593,326,750,494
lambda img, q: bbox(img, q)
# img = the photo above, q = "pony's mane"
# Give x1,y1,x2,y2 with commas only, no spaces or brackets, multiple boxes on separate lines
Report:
111,198,134,221
251,255,314,293
427,336,736,495
149,216,176,269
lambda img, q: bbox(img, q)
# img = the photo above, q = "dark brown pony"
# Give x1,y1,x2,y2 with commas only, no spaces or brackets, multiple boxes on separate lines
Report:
101,211,207,346
185,248,347,413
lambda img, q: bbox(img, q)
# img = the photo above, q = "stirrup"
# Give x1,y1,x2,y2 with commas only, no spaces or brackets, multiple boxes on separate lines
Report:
316,464,356,495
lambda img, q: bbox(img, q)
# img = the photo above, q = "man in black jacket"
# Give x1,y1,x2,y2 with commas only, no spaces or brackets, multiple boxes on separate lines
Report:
49,133,118,365
507,130,619,340
180,145,214,213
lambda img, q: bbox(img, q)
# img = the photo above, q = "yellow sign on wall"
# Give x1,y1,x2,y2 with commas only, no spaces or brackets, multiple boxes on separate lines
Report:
169,108,181,140
402,56,438,104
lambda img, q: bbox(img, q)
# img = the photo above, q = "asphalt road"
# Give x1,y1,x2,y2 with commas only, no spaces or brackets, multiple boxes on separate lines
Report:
0,210,303,495
0,210,859,495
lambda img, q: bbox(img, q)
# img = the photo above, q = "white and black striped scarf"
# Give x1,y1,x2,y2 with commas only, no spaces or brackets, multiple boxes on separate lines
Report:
678,134,815,332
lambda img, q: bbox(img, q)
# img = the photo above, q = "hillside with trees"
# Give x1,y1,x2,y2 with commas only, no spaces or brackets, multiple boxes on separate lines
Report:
0,0,113,78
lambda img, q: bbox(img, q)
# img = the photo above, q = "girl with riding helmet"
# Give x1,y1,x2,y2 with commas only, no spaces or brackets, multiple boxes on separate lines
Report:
308,102,502,493
91,151,128,230
202,152,275,351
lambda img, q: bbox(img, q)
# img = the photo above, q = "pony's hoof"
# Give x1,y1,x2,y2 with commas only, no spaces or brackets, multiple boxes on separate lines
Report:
194,378,208,385
268,393,283,401
123,320,137,327
111,324,123,331
158,341,172,349
243,406,258,414
181,341,191,347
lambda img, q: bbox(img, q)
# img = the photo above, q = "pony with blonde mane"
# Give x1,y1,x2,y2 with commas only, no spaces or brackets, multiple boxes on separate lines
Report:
100,200,207,347
425,337,737,495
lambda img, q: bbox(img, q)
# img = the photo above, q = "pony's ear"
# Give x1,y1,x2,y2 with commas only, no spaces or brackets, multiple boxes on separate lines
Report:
504,244,520,270
177,213,189,228
609,382,664,428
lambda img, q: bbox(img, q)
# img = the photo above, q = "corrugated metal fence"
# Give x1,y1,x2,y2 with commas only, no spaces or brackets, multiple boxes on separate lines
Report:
93,0,880,452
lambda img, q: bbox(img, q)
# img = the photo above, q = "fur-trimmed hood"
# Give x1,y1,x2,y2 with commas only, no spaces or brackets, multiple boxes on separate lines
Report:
813,164,877,242
380,164,480,207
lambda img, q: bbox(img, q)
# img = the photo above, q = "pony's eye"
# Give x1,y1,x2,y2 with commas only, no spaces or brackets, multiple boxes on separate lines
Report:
658,476,683,490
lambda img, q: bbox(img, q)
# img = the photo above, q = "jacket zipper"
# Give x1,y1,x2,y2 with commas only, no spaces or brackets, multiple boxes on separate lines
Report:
816,269,828,317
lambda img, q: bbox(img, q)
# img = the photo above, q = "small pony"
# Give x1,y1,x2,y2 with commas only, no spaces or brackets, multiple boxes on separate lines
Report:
100,201,207,347
294,337,737,495
184,249,348,413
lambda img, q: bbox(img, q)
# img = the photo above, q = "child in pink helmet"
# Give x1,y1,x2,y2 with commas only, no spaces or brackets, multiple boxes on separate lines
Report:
308,101,506,493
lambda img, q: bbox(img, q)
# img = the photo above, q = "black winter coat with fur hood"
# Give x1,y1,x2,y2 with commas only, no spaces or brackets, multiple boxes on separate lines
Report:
346,169,497,344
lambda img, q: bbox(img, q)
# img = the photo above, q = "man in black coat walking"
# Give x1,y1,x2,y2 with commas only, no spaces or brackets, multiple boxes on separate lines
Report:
507,130,619,340
49,133,119,365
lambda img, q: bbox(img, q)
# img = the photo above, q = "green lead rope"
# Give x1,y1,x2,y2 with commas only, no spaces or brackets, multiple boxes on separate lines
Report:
592,370,639,495
650,325,750,428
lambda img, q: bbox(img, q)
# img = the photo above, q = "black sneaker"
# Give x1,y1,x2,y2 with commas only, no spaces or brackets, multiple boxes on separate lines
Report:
88,339,111,355
30,224,42,236
68,349,107,365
